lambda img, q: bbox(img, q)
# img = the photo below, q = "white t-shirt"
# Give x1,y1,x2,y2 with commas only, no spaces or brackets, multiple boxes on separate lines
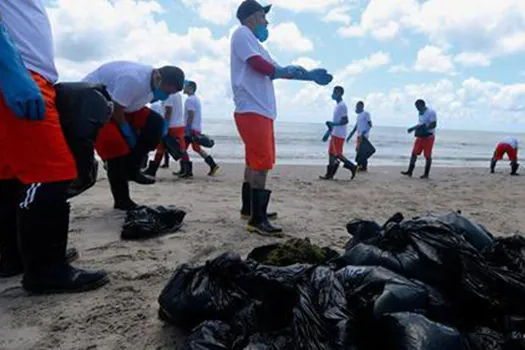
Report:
230,25,277,120
331,101,348,139
185,95,202,132
82,61,154,113
163,92,184,128
150,101,163,116
419,108,437,135
0,0,58,83
502,137,519,149
356,111,372,137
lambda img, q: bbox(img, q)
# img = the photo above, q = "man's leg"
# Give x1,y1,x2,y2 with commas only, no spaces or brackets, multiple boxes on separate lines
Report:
421,157,432,179
320,154,340,180
18,181,108,294
490,150,498,174
107,156,137,210
0,179,24,277
143,143,165,177
161,153,170,168
420,136,435,179
402,138,420,177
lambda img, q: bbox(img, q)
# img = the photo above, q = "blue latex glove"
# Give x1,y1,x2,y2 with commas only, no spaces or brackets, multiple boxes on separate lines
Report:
346,130,356,143
407,125,418,134
0,21,45,120
119,122,137,149
291,68,333,86
322,129,331,142
162,120,169,137
272,65,308,80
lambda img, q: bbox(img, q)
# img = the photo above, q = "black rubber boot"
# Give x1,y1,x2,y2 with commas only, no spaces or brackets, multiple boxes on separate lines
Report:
179,161,193,179
19,200,109,294
490,158,497,174
338,156,357,179
173,161,184,176
247,189,283,237
205,156,220,176
0,180,24,278
161,153,170,168
143,160,160,177
511,161,520,176
240,182,277,220
421,158,432,179
319,161,340,180
108,157,138,211
402,155,417,177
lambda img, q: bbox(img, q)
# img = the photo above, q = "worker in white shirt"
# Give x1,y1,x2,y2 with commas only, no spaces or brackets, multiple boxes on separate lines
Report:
402,99,437,179
83,61,185,210
320,86,357,180
347,101,372,171
491,137,520,176
231,0,333,235
178,81,220,178
144,92,186,177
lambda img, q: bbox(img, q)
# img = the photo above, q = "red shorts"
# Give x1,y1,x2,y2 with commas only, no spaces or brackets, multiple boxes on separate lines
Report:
494,143,518,161
0,72,77,184
234,112,275,171
329,136,345,156
412,135,435,159
95,107,151,161
187,130,202,153
154,127,185,162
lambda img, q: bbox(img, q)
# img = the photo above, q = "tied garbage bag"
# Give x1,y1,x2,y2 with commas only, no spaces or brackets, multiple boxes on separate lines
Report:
344,213,404,251
180,321,235,350
191,133,215,148
121,205,186,240
158,253,251,330
484,235,525,273
247,238,340,267
375,313,467,350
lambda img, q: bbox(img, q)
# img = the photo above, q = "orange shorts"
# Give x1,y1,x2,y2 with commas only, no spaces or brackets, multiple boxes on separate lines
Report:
0,72,77,184
412,135,435,159
234,112,275,171
494,143,518,161
154,127,186,162
187,130,202,153
95,107,151,161
329,136,345,157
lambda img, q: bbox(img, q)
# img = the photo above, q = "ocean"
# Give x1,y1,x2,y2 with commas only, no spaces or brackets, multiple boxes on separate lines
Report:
193,119,523,168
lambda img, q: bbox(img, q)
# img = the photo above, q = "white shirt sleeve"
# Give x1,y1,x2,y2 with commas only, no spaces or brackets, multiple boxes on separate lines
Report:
110,74,141,108
163,95,174,108
232,28,262,62
426,110,437,124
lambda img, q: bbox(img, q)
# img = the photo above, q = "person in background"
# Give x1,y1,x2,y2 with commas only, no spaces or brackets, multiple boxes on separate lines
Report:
347,101,372,171
83,61,185,210
402,99,437,179
320,86,357,180
231,0,333,235
178,80,220,178
491,137,520,176
0,0,108,293
144,92,185,177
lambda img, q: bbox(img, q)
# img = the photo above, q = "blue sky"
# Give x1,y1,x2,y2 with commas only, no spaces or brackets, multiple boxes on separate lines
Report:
45,0,525,132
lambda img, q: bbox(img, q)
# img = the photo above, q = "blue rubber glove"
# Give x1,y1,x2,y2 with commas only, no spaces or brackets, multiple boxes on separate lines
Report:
119,122,137,149
322,129,331,142
291,68,333,86
162,120,169,137
272,65,308,80
407,125,418,134
346,130,356,143
0,21,45,120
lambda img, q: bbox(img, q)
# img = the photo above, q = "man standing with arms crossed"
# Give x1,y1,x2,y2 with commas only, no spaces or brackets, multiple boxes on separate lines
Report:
402,99,437,179
231,0,333,235
0,0,108,293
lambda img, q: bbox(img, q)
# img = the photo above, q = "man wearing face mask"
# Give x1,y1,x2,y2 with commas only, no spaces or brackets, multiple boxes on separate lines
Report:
83,61,185,210
402,99,437,179
320,86,357,180
231,0,333,235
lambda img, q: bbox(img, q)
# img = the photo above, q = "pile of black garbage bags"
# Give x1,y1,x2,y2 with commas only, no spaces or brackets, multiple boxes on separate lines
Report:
157,211,525,349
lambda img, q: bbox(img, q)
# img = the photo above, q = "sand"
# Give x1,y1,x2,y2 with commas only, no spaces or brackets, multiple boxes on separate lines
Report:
1,163,524,350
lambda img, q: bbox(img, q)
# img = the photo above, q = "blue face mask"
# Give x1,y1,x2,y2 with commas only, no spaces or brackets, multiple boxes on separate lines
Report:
254,24,269,43
332,93,339,101
153,88,169,101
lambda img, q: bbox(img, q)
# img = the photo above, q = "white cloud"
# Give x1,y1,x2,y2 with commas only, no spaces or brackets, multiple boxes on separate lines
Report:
414,46,454,74
337,51,392,80
271,0,343,13
389,64,410,73
269,22,314,53
323,6,351,25
337,25,365,38
181,0,239,25
454,52,491,67
292,57,322,70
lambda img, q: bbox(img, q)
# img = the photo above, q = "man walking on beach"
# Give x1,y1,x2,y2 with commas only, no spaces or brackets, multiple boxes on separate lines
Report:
320,86,357,180
178,80,220,178
347,101,372,171
231,0,333,235
491,136,519,175
83,61,185,210
402,99,437,179
0,0,109,293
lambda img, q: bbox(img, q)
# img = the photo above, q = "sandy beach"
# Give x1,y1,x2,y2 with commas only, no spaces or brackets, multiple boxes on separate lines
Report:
1,163,524,350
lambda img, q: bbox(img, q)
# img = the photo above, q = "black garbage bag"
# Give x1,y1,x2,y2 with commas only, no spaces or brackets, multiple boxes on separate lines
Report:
180,321,235,350
163,134,185,161
344,213,404,251
158,253,252,330
192,133,215,148
242,332,294,350
121,205,186,240
247,238,340,267
420,212,494,252
375,313,467,350
466,327,507,350
484,235,525,273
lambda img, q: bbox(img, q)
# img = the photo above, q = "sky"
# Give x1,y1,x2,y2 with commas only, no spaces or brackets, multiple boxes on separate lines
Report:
44,0,525,132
